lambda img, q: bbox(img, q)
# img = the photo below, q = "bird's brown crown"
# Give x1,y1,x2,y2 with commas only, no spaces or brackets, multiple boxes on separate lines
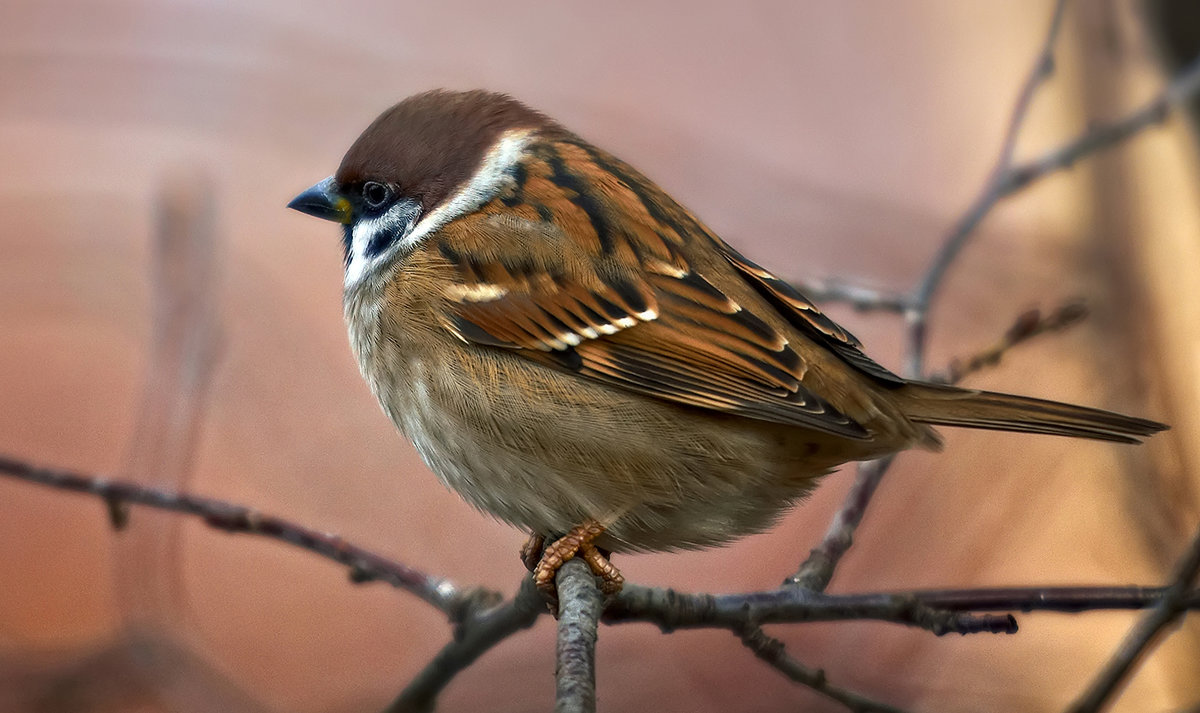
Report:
336,89,556,214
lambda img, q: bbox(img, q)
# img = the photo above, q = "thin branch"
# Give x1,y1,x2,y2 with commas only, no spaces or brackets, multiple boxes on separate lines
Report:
892,585,1198,613
606,583,1200,633
909,0,1069,375
1068,525,1200,713
0,455,482,618
555,559,603,713
1004,52,1200,200
913,21,1200,331
936,300,1089,384
606,584,1017,635
789,277,912,314
787,456,895,591
735,625,911,713
6,449,1200,711
386,579,543,713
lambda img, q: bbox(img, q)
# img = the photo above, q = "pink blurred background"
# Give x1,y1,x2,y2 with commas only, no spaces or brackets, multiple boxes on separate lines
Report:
1,1,1198,711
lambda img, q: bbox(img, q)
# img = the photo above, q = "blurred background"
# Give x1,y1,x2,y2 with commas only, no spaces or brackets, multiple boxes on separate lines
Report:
1,0,1198,711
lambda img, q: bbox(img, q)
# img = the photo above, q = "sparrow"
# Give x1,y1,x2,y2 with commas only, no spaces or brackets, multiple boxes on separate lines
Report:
289,89,1166,601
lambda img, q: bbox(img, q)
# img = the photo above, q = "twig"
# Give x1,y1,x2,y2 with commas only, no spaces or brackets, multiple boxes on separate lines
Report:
908,0,1068,376
1004,52,1200,200
735,625,911,713
912,26,1200,358
606,584,1017,635
937,300,1089,384
555,559,604,713
386,579,543,713
606,583,1200,633
787,456,895,591
890,585,1198,613
789,277,912,314
0,455,480,617
1068,525,1200,713
6,450,1200,710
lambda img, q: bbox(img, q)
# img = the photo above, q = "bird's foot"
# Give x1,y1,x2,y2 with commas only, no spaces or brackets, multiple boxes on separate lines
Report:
519,533,545,573
530,520,624,611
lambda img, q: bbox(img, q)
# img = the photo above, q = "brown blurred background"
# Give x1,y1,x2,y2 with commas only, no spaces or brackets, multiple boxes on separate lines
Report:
1,1,1199,711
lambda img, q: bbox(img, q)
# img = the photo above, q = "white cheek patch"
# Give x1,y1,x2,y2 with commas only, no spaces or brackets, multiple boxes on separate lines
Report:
345,201,420,288
343,129,533,291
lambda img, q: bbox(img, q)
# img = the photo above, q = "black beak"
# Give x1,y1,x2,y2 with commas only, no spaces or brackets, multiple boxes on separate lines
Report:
288,177,352,224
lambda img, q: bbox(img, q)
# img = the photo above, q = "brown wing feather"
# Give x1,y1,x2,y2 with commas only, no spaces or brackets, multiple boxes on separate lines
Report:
432,201,868,438
718,245,905,385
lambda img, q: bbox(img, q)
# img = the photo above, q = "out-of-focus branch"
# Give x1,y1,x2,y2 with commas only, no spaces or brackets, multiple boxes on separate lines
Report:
554,559,603,713
907,0,1071,363
0,455,483,617
911,39,1200,371
735,625,910,713
1068,524,1200,713
788,277,911,314
936,301,1089,384
386,579,543,713
913,2,1065,366
115,171,222,621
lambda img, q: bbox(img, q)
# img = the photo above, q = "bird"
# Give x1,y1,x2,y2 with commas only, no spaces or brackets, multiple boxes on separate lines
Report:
288,89,1166,602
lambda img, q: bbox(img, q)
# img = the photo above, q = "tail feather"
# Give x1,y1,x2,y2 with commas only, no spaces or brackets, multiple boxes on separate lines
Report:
901,383,1168,444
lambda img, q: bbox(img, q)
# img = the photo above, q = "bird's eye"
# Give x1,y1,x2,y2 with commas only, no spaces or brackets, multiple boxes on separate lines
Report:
362,181,392,210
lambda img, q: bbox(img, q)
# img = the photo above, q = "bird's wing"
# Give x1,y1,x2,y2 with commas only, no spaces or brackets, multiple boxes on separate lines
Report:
429,209,868,439
716,245,905,385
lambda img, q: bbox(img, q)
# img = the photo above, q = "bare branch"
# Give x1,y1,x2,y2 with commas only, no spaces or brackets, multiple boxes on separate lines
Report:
1004,52,1200,199
909,0,1069,375
912,23,1200,349
788,277,912,314
787,456,895,591
735,625,911,713
0,455,482,617
555,559,603,713
386,579,543,713
606,584,1017,635
937,300,1089,384
1068,525,1200,713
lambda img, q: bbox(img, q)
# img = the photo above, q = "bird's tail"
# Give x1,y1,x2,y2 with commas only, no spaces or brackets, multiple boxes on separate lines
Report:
900,382,1167,444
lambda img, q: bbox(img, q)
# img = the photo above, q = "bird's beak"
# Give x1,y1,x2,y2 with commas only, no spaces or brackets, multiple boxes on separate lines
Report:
288,177,352,224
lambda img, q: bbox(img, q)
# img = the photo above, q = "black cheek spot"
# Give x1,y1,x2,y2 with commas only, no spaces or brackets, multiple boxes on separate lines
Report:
365,228,394,259
534,203,554,222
